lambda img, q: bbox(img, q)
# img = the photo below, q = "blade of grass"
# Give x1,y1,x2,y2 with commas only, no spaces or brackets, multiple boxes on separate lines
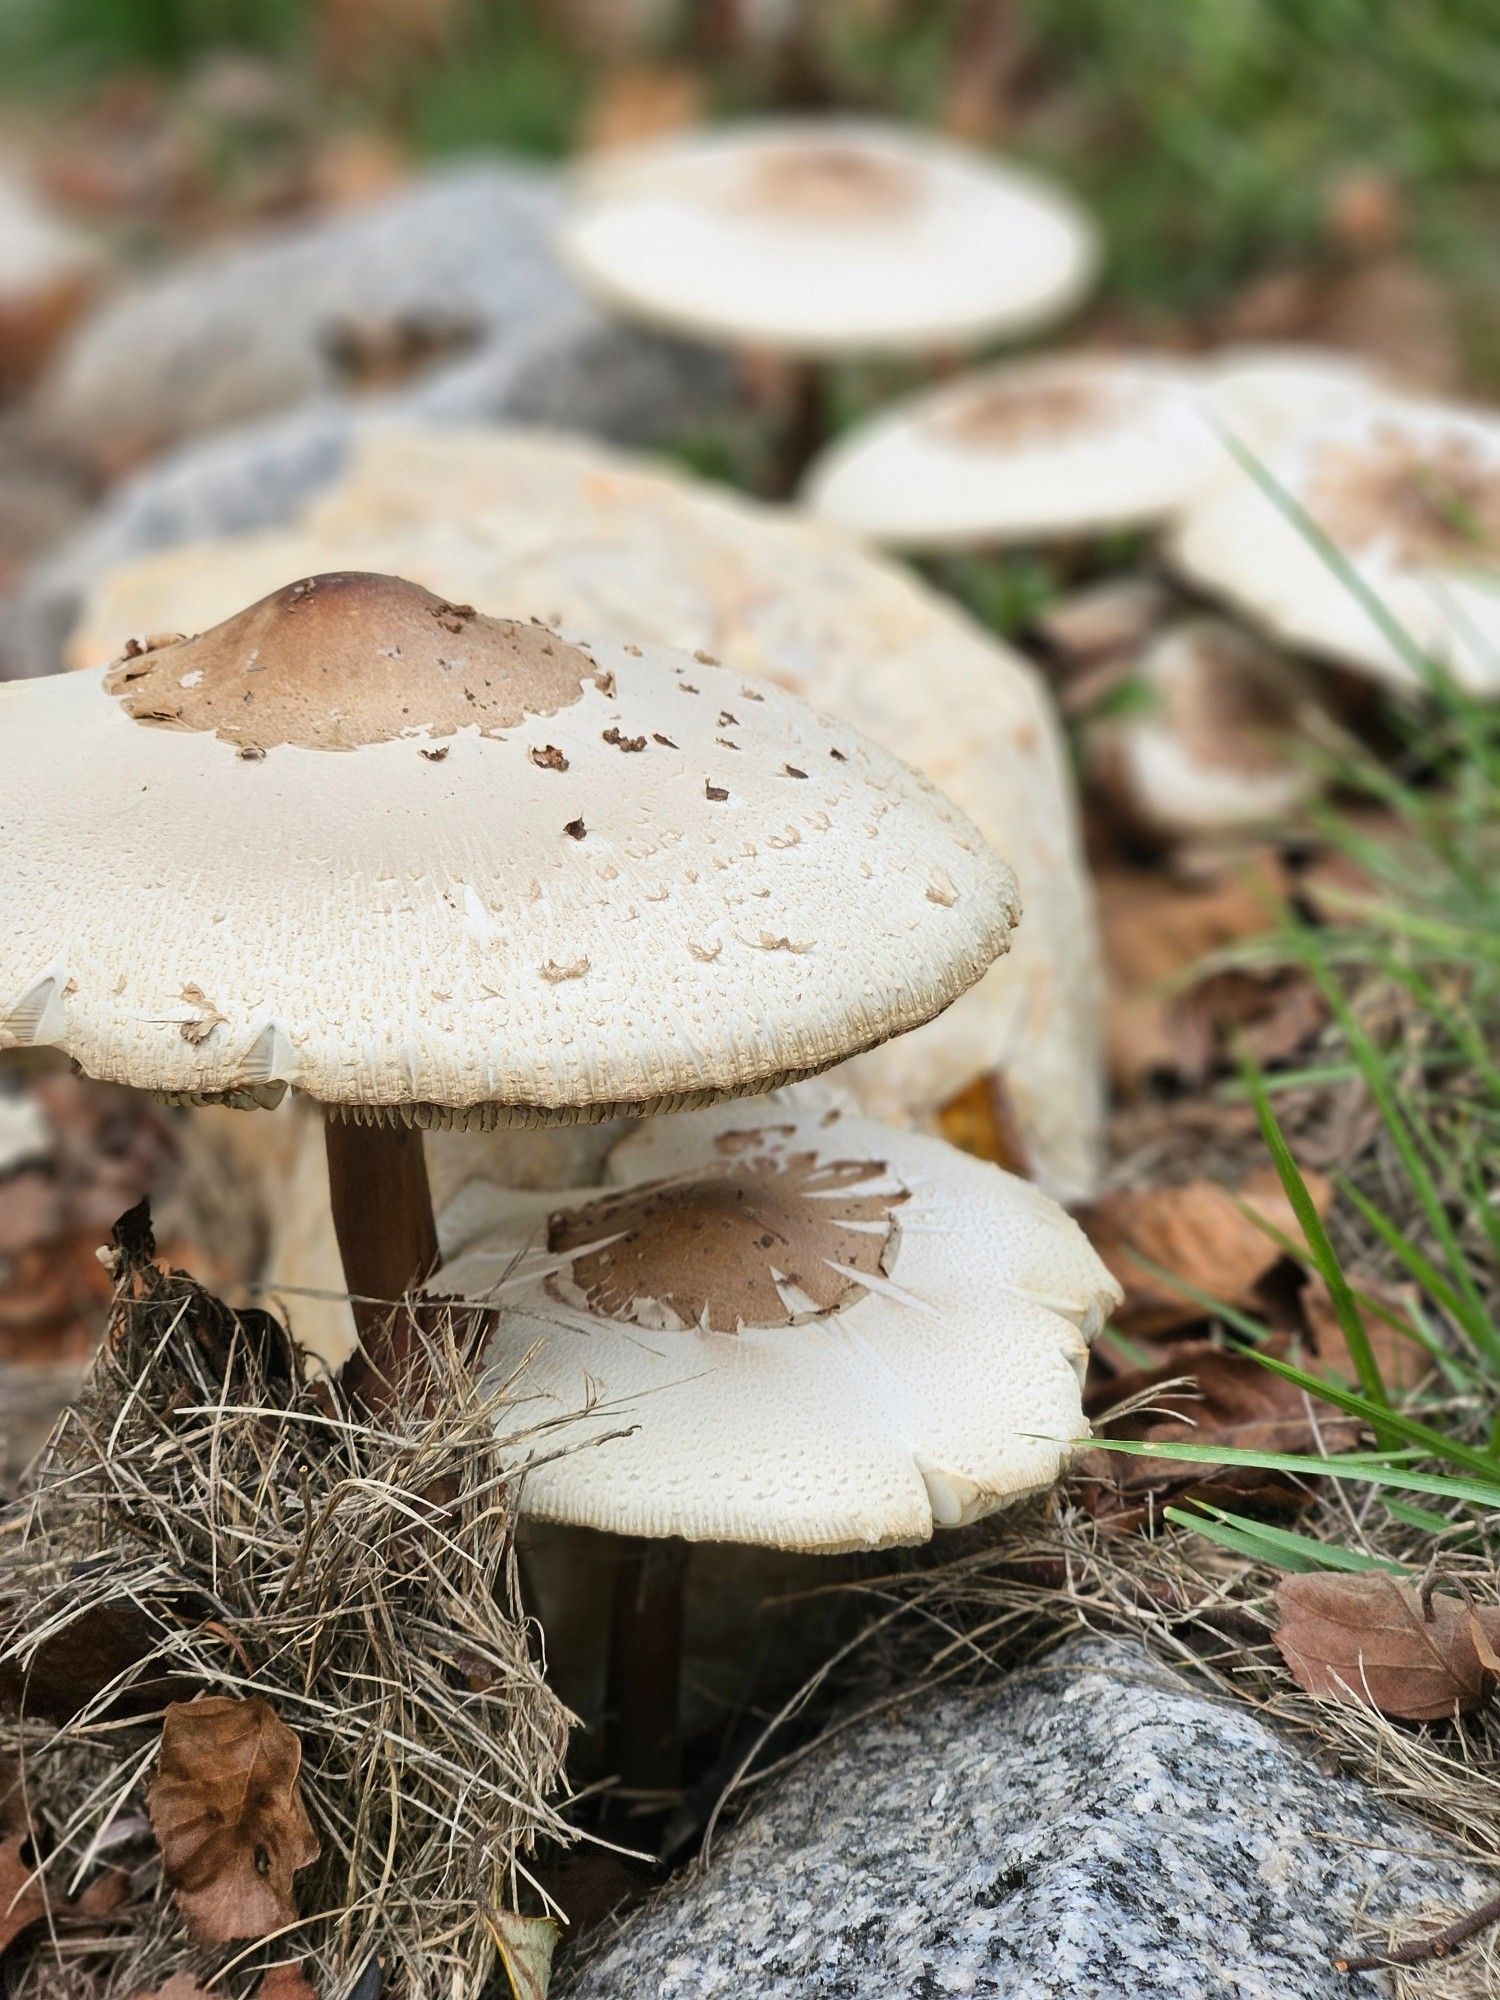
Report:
1164,1503,1406,1573
1091,1437,1500,1507
1239,1053,1391,1410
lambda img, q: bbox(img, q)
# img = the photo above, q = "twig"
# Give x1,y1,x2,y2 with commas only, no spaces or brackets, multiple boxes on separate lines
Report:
1335,1887,1500,1972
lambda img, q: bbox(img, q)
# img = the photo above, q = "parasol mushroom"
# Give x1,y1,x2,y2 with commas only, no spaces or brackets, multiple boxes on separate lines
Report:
432,1090,1121,1781
1086,618,1325,840
803,351,1222,549
560,117,1097,490
69,426,1105,1201
2,570,1019,1371
1170,397,1500,694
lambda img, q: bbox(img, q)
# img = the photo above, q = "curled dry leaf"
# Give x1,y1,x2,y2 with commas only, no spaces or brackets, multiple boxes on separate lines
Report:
492,1909,559,2000
0,1830,48,1957
1079,1341,1362,1531
1076,1165,1332,1339
148,1695,320,1946
1274,1573,1500,1721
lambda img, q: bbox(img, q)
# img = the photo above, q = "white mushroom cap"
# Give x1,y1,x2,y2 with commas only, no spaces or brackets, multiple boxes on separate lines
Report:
1201,344,1393,457
1170,397,1500,694
3,572,1018,1121
1090,618,1322,837
69,426,1105,1200
803,352,1224,549
560,118,1098,358
433,1094,1121,1550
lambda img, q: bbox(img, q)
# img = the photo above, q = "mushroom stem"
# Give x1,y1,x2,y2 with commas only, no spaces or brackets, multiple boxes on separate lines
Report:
771,359,830,499
605,1535,689,1795
323,1115,440,1351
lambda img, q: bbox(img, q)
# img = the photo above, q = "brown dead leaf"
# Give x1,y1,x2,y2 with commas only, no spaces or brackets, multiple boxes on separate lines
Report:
1078,1340,1361,1530
1294,1273,1435,1394
581,64,704,153
149,1696,320,1945
256,1964,320,2000
936,1071,1031,1175
1274,1573,1500,1719
1095,860,1298,1093
1076,1165,1332,1338
0,1831,49,1956
133,1978,215,2000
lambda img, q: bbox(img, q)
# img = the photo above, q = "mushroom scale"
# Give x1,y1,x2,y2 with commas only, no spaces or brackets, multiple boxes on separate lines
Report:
436,1096,1121,1551
1,573,1019,1124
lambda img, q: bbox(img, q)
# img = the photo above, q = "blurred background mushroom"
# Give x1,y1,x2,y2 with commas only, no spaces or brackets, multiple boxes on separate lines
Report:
1171,395,1500,693
560,117,1097,490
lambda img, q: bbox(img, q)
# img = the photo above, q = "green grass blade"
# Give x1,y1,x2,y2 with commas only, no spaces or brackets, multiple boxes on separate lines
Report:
1239,1055,1390,1408
1164,1503,1406,1573
1090,1437,1500,1507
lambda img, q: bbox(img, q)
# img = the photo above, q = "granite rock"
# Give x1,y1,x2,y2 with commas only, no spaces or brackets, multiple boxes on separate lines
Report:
566,1638,1494,1999
0,163,735,678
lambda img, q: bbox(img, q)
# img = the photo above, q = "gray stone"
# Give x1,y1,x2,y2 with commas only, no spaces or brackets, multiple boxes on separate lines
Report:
566,1638,1494,1999
0,161,736,678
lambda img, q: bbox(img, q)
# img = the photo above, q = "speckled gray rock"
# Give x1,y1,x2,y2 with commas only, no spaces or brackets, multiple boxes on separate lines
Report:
567,1639,1494,2000
37,162,722,458
0,162,735,678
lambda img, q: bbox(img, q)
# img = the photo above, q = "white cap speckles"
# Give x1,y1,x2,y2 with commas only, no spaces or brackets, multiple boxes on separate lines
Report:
1170,397,1500,693
67,429,1104,1200
804,351,1222,548
433,1094,1121,1550
560,118,1097,359
3,571,1018,1124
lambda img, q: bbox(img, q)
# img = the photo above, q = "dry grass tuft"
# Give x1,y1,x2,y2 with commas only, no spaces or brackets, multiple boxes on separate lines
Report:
0,1208,574,1999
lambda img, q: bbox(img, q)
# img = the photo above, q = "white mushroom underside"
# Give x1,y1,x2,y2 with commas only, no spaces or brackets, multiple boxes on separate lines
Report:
435,1100,1120,1550
0,642,1016,1113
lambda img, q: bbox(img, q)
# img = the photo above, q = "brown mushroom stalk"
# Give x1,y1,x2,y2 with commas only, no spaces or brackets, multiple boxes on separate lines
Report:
772,359,832,499
323,1116,440,1351
606,1536,691,1794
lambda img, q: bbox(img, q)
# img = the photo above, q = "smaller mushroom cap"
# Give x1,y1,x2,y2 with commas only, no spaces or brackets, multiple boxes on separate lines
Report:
560,118,1098,358
1087,618,1322,838
435,1094,1121,1551
803,352,1221,549
1170,397,1500,694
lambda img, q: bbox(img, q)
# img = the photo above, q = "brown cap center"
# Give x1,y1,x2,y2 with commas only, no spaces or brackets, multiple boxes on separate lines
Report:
545,1131,910,1334
103,572,603,753
1309,431,1500,565
736,143,921,223
932,377,1116,452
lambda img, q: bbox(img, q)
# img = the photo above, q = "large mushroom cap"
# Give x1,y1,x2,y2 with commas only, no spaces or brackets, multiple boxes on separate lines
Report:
804,352,1223,548
435,1094,1121,1550
69,427,1104,1200
560,118,1098,357
3,572,1018,1122
1171,398,1500,694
